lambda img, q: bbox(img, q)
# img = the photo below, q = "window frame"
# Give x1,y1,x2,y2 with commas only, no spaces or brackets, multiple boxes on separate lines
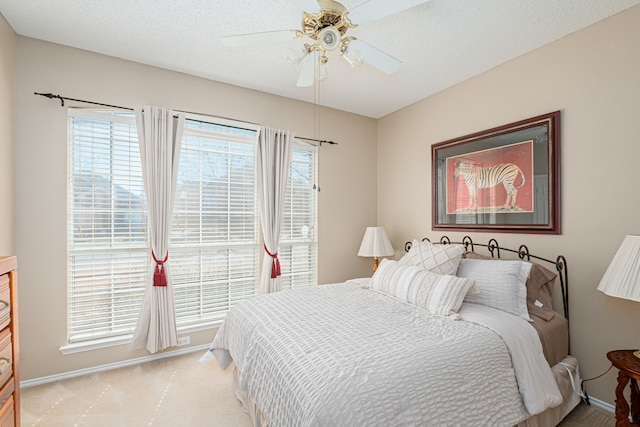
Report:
63,109,317,354
170,113,261,331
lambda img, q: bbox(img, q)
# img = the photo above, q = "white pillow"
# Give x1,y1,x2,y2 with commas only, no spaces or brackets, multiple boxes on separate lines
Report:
398,240,464,275
456,259,532,321
371,259,476,317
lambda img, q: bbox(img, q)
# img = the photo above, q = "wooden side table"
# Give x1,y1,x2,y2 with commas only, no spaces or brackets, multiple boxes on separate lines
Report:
608,350,640,427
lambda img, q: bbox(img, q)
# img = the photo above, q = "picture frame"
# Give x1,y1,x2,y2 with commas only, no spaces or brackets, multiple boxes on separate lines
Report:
432,111,560,234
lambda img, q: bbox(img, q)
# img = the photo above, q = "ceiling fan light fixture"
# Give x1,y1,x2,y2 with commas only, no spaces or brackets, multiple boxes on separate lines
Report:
318,58,329,81
343,45,363,67
318,26,341,51
222,0,426,86
287,44,310,65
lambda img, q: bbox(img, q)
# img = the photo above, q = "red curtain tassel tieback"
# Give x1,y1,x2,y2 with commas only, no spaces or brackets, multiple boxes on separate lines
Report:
151,250,169,287
264,245,281,279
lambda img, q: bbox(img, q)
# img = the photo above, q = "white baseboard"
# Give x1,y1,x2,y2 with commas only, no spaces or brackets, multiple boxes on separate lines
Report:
21,343,210,389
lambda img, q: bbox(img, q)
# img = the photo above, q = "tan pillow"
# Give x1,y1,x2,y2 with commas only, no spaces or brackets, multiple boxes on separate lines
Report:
463,251,558,321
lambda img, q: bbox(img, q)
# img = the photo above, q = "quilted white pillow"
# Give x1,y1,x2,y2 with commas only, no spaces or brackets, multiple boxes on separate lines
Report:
398,240,464,275
456,259,533,321
371,259,476,317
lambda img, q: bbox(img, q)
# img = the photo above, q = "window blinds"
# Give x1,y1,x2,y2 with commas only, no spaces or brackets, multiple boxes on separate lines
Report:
67,110,147,342
280,142,318,290
170,119,259,327
67,109,317,344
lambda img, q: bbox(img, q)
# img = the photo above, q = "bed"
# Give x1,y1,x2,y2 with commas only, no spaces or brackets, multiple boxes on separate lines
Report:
208,236,583,426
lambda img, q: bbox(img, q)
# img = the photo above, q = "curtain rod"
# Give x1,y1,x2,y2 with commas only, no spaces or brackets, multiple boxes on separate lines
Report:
34,92,338,146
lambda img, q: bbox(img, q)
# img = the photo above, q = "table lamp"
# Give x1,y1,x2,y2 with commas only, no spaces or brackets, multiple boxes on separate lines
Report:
597,235,640,357
358,226,394,272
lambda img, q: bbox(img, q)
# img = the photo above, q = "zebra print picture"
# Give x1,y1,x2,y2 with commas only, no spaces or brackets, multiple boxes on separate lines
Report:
432,110,560,234
445,140,534,214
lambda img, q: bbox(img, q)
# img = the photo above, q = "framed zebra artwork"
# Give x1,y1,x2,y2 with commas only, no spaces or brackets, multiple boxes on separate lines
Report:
432,111,560,234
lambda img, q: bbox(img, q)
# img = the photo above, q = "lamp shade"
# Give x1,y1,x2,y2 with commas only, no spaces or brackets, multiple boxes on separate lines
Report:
597,235,640,302
358,227,394,258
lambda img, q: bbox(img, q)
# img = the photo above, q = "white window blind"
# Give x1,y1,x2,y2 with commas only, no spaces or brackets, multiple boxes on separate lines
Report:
67,109,147,343
170,118,259,327
280,142,318,290
67,109,317,346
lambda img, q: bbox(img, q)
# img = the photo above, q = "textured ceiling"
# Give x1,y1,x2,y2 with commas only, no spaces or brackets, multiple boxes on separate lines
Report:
2,0,639,118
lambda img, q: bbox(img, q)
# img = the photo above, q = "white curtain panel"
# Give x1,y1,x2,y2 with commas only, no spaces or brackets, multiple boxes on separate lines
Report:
131,106,185,353
257,127,293,294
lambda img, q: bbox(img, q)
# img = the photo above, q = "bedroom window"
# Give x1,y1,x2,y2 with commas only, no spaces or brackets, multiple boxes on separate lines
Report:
279,142,318,290
170,116,260,328
67,109,147,344
66,109,317,347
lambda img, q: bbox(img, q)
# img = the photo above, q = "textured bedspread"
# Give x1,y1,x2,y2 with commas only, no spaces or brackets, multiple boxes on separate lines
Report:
212,281,560,427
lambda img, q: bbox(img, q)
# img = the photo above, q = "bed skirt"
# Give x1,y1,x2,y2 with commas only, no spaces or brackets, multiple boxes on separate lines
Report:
230,355,582,427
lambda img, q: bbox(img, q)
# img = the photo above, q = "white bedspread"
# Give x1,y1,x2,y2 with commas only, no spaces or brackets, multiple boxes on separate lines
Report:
459,304,562,414
212,281,562,427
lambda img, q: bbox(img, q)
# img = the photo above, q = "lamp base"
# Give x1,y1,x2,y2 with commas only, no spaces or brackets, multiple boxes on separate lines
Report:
373,257,379,273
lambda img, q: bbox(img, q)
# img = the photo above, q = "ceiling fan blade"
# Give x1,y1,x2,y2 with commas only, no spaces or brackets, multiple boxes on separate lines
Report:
296,54,316,87
348,39,402,75
220,30,296,47
295,0,320,13
348,0,430,25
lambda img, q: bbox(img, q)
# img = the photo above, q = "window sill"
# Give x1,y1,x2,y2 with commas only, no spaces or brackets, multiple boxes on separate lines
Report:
60,335,133,355
59,321,221,355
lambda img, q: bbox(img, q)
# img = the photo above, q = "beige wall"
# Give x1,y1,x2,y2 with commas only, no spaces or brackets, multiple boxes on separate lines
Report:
13,37,377,380
0,14,15,254
378,5,640,405
12,4,640,406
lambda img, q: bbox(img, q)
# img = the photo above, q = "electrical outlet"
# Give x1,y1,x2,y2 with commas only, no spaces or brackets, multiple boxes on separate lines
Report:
178,336,190,346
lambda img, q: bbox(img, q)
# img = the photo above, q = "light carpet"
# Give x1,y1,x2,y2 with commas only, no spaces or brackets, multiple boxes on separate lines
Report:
21,350,612,426
21,351,252,427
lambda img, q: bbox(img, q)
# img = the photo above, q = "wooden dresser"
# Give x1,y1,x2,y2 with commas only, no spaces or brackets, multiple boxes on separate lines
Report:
0,257,18,427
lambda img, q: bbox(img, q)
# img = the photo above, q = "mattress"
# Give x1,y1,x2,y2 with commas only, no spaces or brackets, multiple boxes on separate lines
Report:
211,281,580,426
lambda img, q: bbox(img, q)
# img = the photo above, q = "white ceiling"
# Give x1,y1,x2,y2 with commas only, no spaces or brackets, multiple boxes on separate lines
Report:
2,0,639,118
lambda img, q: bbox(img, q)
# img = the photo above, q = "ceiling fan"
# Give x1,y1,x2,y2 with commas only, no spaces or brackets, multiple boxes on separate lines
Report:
220,0,430,87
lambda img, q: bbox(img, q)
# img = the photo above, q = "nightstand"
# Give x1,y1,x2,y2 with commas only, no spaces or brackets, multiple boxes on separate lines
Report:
608,350,640,426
